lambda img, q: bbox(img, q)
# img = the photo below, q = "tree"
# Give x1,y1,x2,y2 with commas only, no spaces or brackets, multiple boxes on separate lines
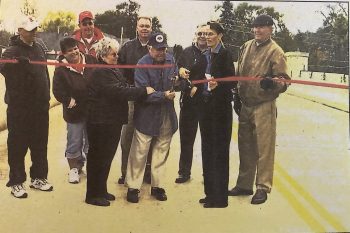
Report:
295,3,349,74
151,17,162,33
95,0,163,40
41,11,76,35
318,3,349,74
215,1,295,61
0,29,12,47
20,0,38,17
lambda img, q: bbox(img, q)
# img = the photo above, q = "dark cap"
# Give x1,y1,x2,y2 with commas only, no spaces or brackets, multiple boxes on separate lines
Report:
148,33,168,49
79,11,94,22
207,21,224,34
252,14,274,27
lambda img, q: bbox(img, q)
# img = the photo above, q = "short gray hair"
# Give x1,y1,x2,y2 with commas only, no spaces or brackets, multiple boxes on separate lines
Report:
93,37,120,59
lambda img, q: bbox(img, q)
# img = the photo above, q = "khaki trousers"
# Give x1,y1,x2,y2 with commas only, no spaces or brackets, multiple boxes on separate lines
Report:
126,127,172,189
236,100,277,192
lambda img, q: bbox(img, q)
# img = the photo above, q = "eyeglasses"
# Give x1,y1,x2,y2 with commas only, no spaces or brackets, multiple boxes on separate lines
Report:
196,32,206,37
82,21,93,26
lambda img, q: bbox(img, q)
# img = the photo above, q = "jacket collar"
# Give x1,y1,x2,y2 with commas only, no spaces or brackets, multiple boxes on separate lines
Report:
60,53,85,74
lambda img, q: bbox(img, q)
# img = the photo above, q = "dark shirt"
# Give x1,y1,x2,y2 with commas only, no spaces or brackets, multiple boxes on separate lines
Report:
53,54,97,123
209,45,236,104
0,35,50,110
118,38,149,85
177,43,207,103
87,61,147,125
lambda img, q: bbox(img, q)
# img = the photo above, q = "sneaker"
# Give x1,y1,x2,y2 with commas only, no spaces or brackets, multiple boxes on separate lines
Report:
11,183,28,198
126,188,140,203
30,178,53,191
68,168,80,184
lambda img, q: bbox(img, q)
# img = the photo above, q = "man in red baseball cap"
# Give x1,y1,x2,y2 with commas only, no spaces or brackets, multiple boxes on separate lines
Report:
72,10,104,57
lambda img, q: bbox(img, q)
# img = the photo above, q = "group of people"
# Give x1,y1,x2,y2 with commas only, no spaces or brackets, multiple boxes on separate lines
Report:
0,10,290,208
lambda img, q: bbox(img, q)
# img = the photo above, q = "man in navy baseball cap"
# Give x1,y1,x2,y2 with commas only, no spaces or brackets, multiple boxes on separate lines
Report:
147,33,168,49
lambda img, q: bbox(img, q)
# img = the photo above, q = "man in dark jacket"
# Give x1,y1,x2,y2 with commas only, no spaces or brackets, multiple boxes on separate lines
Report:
0,15,53,198
175,24,208,184
117,16,153,184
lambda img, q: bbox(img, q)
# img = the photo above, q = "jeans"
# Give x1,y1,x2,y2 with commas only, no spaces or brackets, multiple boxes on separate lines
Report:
66,121,88,163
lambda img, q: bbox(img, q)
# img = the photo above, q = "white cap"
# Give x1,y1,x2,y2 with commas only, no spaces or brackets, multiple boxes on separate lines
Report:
18,15,39,31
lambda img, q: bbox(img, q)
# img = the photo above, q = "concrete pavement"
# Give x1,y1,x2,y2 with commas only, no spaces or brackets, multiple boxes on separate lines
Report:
0,84,349,233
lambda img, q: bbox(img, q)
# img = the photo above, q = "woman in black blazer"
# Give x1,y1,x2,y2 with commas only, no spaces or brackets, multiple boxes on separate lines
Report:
199,22,236,208
85,37,154,206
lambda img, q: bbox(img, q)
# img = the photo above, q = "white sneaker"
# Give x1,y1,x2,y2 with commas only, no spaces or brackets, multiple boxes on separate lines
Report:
68,168,80,184
11,183,28,198
29,178,53,191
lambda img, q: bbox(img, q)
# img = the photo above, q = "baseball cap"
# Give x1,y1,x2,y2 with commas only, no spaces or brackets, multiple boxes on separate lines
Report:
148,33,168,49
252,14,274,27
79,11,94,22
18,15,39,31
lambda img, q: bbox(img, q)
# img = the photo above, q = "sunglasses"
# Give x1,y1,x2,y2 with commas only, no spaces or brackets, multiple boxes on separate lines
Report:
82,21,93,26
196,32,217,37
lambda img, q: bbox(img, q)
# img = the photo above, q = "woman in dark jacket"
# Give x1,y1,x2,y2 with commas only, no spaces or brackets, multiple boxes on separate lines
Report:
53,37,96,184
85,37,154,206
198,22,236,208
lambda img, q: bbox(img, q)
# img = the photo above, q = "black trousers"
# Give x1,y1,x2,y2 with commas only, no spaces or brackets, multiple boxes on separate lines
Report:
199,100,232,204
178,99,200,177
6,105,49,186
86,122,123,199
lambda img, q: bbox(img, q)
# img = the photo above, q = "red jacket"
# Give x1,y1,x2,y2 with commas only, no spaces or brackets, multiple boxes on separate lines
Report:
72,27,104,57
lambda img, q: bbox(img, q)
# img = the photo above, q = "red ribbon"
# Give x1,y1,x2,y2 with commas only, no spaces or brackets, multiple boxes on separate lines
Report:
0,59,347,89
0,59,174,69
192,76,349,89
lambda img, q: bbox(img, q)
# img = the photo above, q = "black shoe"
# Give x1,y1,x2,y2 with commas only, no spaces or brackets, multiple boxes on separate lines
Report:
85,197,110,207
228,186,253,196
105,192,116,201
175,175,190,184
203,201,228,208
151,187,167,201
199,197,208,204
251,189,267,205
118,176,125,184
127,188,139,203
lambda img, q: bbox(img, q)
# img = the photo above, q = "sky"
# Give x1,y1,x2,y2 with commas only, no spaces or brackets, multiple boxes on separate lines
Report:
0,0,348,47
